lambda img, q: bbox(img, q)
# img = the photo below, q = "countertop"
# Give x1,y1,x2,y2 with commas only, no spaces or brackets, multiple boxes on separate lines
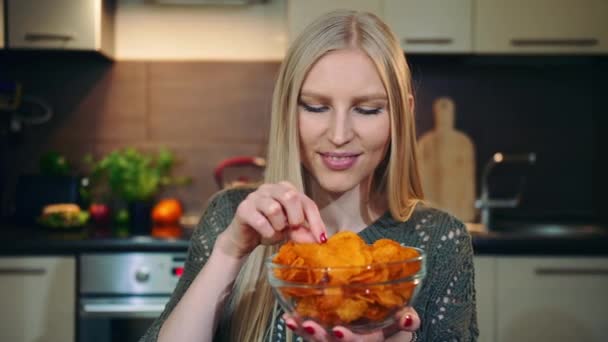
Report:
1,222,607,256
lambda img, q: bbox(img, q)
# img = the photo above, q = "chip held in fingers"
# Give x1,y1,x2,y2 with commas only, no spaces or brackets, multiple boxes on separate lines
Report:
266,231,426,331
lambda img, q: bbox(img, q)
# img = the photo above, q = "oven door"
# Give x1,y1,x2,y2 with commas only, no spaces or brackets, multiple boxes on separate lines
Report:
78,296,170,342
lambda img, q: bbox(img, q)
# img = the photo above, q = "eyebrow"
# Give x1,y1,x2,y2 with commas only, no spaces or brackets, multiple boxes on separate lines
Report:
300,91,388,103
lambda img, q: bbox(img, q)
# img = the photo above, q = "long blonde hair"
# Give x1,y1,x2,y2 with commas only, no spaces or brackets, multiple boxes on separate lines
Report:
228,10,423,341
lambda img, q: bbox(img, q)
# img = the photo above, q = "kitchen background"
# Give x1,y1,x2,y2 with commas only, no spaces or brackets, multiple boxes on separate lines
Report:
1,1,608,342
1,0,606,224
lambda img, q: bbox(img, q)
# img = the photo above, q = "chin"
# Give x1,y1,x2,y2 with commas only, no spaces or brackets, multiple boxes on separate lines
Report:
315,173,360,194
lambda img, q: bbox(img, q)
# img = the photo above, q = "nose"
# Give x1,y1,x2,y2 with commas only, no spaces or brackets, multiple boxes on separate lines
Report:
328,109,354,146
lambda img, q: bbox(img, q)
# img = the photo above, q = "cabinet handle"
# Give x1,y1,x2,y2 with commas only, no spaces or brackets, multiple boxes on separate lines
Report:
535,268,608,276
402,38,453,45
25,33,75,42
0,267,46,275
510,38,598,47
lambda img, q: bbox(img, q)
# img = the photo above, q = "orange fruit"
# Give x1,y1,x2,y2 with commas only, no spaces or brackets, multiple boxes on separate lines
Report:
152,199,183,225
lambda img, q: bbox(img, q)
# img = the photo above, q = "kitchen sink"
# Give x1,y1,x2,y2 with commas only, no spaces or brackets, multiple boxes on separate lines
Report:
489,222,608,237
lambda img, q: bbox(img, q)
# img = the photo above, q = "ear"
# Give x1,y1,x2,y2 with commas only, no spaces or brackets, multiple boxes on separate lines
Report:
407,94,415,114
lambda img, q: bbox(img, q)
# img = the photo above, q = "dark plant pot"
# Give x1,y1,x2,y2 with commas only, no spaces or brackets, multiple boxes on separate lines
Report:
128,201,154,235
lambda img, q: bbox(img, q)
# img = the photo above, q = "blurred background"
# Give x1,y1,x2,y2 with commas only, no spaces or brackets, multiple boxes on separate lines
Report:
0,1,606,342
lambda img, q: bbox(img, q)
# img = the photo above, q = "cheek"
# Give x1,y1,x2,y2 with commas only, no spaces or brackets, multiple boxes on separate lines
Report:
298,114,324,151
360,115,391,153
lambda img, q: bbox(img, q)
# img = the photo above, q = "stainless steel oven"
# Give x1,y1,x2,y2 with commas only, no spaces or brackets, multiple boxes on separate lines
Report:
78,253,186,342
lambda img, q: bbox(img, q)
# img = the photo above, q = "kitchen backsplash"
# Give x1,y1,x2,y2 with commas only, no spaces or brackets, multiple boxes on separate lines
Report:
1,53,605,223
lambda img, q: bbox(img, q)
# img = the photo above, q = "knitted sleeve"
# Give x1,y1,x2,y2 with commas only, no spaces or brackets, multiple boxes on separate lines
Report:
138,188,249,342
422,215,479,341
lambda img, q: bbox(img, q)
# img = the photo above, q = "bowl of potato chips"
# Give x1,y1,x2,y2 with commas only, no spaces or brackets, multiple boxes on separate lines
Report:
266,231,426,333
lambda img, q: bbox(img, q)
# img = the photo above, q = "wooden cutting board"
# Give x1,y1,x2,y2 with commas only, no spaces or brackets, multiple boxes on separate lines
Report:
417,97,476,222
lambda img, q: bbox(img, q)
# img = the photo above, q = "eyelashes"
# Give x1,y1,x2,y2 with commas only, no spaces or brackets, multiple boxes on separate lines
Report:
298,101,383,115
300,102,328,113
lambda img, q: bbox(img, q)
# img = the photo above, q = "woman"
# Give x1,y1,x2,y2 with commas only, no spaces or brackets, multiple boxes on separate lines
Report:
141,10,478,342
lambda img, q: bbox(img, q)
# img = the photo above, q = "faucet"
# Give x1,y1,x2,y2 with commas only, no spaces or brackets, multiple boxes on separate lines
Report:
475,152,536,230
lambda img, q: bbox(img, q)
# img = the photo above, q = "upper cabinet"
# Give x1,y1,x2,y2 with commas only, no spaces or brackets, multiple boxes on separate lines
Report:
384,0,472,53
475,0,608,54
287,0,606,55
0,0,5,49
6,0,114,57
287,0,382,42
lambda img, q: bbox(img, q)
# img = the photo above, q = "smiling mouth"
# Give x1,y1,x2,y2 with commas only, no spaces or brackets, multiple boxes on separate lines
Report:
319,152,361,170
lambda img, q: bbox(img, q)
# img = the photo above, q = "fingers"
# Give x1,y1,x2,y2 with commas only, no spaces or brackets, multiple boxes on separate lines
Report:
259,182,327,243
235,196,276,240
283,314,329,341
254,195,287,232
397,307,421,332
330,327,383,342
300,194,327,243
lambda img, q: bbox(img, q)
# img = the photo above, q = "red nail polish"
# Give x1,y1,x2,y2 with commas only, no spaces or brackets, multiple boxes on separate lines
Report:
304,326,315,335
320,233,327,243
403,315,413,328
286,323,296,331
333,330,344,339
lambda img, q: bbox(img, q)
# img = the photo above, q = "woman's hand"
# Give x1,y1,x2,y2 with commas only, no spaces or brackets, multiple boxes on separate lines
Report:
283,307,420,342
216,181,327,259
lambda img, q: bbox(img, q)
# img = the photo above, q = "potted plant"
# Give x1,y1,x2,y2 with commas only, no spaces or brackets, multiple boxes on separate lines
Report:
85,147,190,234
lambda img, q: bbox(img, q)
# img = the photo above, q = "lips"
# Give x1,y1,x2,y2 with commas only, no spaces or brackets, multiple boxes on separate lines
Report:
319,152,361,171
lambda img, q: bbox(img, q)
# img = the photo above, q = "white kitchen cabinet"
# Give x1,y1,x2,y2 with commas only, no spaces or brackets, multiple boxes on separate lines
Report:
475,0,608,54
287,0,382,42
0,256,76,342
474,257,496,342
495,257,608,342
6,0,114,57
384,0,472,53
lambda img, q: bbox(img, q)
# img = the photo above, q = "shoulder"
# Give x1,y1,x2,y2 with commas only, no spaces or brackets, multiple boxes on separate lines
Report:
408,203,473,259
204,186,255,214
411,203,467,233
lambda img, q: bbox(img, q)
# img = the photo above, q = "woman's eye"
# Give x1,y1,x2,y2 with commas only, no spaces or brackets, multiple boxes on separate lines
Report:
300,102,328,113
355,107,383,115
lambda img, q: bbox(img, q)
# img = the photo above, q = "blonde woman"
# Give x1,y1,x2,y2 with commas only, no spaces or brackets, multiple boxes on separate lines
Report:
142,10,478,342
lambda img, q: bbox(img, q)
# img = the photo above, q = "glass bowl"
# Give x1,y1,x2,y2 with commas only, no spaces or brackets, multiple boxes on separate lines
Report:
265,247,426,333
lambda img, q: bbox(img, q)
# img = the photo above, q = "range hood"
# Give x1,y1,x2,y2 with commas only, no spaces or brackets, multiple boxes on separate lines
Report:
150,0,267,4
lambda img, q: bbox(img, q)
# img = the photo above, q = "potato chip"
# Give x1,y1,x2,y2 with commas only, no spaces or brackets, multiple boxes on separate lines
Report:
271,230,422,328
335,298,368,323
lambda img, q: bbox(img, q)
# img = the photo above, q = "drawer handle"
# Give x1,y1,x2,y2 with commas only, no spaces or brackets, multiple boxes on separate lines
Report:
403,38,453,45
25,33,75,42
535,268,608,276
0,268,46,275
510,38,598,47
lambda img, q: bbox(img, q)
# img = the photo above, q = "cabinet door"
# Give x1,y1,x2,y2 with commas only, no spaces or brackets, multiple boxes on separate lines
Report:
0,257,76,342
0,0,4,49
474,257,496,342
384,0,472,53
475,0,608,54
287,0,382,42
496,257,608,342
7,0,98,50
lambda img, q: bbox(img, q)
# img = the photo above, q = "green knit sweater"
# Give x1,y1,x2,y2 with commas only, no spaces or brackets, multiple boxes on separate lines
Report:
140,188,479,341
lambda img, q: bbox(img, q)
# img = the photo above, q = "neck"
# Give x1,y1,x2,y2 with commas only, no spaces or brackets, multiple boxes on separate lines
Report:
308,176,387,235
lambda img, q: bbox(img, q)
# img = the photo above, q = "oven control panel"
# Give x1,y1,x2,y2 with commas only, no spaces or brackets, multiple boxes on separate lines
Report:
79,253,187,295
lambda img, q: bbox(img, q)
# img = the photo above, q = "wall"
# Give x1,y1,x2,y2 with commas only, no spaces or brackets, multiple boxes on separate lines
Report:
115,0,287,60
0,55,279,215
1,54,604,223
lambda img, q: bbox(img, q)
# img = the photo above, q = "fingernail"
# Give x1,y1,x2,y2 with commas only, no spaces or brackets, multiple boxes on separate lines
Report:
304,326,315,335
403,315,413,328
333,330,344,339
320,233,327,243
286,323,296,331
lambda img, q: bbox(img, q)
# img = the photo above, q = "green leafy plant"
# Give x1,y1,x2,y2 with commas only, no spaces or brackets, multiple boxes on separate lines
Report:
84,147,190,203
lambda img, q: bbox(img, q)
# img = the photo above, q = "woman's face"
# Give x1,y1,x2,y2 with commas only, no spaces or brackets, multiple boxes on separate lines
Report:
298,48,390,194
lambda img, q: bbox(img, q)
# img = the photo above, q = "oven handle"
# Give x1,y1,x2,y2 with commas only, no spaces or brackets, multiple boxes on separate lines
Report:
80,299,169,319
